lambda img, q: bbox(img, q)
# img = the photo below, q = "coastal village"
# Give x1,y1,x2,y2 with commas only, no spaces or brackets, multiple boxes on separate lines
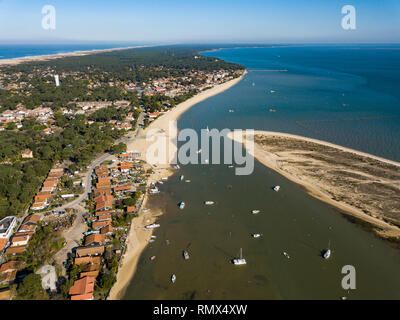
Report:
0,49,244,300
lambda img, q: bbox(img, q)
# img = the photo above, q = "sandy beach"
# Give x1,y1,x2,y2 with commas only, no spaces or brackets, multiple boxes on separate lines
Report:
229,130,400,239
108,71,247,299
0,45,148,67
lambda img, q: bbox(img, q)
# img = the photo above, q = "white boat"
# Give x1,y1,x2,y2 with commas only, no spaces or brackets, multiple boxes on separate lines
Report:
252,233,261,238
204,201,214,205
145,223,160,229
180,175,184,181
183,250,190,260
270,89,275,93
251,210,260,214
185,180,191,183
171,274,176,283
283,252,290,259
323,249,331,259
158,181,164,184
228,165,234,168
232,248,247,265
204,159,209,164
273,186,280,192
206,126,210,133
197,149,202,154
178,202,185,209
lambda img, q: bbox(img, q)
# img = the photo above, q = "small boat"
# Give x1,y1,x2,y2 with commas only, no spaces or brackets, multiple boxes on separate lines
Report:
151,235,157,239
150,256,156,260
180,175,184,181
158,181,164,184
270,89,275,93
232,248,247,265
228,165,234,168
206,126,210,133
273,186,280,192
283,252,290,259
149,239,155,243
204,201,214,205
178,202,185,209
183,250,190,260
228,109,235,113
251,210,260,214
145,223,160,229
204,159,209,164
322,241,331,259
185,180,191,183
171,274,176,283
197,149,202,154
252,82,255,87
252,233,261,238
323,249,331,259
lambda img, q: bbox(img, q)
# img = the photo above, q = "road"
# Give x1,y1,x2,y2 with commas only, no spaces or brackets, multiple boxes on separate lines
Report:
60,112,145,211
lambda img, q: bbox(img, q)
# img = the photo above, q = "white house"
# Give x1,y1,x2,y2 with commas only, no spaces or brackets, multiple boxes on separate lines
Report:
0,216,17,241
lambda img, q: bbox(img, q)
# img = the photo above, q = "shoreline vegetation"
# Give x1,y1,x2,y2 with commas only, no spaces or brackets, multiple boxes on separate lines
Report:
229,130,400,242
108,71,247,300
0,45,148,66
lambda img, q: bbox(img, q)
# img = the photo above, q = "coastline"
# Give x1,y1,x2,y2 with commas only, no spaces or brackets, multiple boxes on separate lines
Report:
0,45,151,67
228,130,400,239
108,71,247,300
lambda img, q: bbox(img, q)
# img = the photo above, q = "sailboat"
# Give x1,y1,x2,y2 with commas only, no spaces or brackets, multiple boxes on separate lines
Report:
322,241,331,259
232,248,247,265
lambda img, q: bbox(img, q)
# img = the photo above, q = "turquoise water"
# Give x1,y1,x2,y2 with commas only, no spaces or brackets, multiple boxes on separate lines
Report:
123,46,400,300
200,45,400,161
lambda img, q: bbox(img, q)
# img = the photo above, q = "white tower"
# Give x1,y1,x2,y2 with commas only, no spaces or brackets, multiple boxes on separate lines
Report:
54,74,60,87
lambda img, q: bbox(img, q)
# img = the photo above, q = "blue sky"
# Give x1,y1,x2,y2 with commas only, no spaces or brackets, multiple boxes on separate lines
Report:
0,0,399,43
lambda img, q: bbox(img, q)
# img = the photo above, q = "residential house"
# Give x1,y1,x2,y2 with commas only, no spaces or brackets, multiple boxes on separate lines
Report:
69,276,95,300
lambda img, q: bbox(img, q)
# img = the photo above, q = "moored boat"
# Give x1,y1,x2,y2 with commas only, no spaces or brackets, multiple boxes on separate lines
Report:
232,248,247,265
145,223,160,229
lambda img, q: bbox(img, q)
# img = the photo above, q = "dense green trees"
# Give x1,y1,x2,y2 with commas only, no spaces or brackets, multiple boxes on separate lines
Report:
16,273,48,300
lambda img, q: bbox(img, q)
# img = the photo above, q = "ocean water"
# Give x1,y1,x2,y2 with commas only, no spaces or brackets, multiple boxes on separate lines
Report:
0,43,141,60
123,46,400,300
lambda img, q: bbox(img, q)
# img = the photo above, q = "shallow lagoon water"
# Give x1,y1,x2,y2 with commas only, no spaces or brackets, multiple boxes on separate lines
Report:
123,46,400,299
